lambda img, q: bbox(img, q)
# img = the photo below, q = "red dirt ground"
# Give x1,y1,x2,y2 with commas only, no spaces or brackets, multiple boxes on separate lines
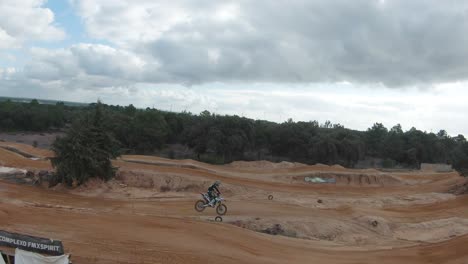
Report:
1,142,467,263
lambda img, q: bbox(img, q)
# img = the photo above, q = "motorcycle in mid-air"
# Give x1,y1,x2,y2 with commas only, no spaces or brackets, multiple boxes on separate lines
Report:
194,193,227,215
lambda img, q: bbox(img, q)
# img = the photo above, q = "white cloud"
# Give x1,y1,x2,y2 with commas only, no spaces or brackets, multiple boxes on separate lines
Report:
70,44,150,78
0,0,65,49
0,67,19,80
213,3,240,22
2,0,468,137
69,0,468,86
71,0,192,46
22,44,154,84
3,67,468,136
0,29,18,49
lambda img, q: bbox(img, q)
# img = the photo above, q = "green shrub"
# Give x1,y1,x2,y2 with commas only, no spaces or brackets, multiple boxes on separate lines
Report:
51,102,119,187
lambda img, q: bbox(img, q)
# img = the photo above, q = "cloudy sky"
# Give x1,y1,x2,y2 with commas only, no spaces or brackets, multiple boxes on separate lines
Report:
1,0,468,135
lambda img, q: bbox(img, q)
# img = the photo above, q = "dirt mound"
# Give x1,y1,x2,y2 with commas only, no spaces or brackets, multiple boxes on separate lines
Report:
312,163,332,170
63,169,257,200
0,166,26,174
331,164,345,170
0,166,40,185
0,147,51,170
0,141,53,158
228,215,468,247
449,178,468,195
333,173,401,186
295,172,402,186
308,163,362,172
116,170,202,190
227,160,306,169
356,216,393,237
395,218,468,243
231,220,299,239
113,169,247,196
228,216,402,246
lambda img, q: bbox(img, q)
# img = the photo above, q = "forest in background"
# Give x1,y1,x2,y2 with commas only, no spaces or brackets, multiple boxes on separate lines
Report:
1,99,468,173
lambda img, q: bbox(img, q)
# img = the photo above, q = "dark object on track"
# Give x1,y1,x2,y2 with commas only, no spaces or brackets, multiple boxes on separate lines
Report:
268,195,274,200
215,216,223,222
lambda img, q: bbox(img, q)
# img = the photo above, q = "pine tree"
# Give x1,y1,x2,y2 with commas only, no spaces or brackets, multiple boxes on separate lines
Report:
51,102,119,187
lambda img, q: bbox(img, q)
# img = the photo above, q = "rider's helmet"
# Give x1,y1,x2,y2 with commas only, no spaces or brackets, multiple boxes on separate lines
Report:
214,180,221,186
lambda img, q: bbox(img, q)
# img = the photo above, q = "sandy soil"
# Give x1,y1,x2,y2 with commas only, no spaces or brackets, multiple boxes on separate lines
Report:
1,142,468,263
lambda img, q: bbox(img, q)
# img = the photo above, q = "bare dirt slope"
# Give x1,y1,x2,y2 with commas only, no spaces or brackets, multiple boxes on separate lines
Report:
1,142,468,264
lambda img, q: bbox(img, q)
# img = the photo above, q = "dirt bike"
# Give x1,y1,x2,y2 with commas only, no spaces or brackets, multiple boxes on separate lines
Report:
194,193,227,215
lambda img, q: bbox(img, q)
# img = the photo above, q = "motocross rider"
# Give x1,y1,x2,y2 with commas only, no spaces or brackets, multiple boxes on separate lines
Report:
207,180,221,206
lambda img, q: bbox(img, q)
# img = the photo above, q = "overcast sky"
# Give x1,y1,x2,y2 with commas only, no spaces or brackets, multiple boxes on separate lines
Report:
1,0,468,135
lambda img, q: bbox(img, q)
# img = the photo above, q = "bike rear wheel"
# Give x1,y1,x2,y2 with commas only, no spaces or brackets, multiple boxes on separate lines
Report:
195,200,206,212
216,204,227,215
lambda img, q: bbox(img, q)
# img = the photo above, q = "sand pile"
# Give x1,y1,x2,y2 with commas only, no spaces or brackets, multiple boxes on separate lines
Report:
0,166,27,174
0,166,37,185
115,170,207,192
395,218,468,243
449,178,468,195
114,169,249,195
228,216,401,246
65,169,256,200
295,172,402,186
228,215,468,247
0,147,51,170
331,164,345,170
227,160,306,169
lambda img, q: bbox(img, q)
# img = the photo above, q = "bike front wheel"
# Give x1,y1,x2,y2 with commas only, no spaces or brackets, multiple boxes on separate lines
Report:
216,204,227,215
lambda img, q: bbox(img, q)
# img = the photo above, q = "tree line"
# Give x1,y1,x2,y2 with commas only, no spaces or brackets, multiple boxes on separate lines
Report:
2,99,468,173
0,99,75,131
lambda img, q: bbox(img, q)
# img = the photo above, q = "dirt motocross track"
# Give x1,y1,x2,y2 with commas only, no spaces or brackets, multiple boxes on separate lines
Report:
1,142,468,264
